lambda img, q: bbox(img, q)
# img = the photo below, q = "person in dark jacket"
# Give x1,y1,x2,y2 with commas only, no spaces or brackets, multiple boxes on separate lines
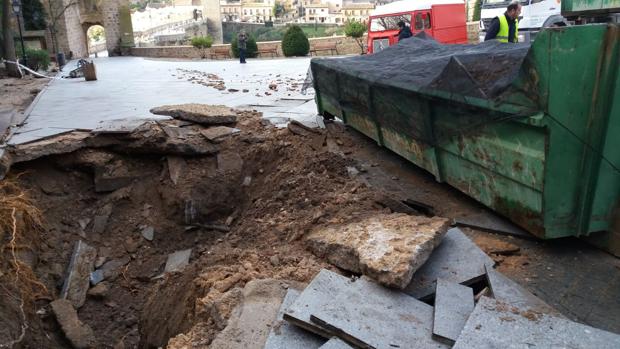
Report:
237,30,247,64
397,21,412,41
484,1,522,43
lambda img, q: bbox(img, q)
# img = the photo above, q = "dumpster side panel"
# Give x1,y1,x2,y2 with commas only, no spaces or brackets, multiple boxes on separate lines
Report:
535,25,612,238
562,0,620,15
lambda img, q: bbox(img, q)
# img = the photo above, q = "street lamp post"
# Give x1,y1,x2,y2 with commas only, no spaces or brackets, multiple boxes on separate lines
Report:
12,0,28,69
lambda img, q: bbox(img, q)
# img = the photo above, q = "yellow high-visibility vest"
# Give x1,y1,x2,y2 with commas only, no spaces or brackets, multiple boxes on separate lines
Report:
497,15,519,43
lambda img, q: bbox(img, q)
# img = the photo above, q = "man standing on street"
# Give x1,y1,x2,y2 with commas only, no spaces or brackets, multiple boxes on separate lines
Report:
484,1,522,43
237,30,248,64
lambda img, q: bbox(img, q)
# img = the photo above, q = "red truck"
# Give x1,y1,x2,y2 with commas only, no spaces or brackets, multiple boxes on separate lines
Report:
367,0,468,54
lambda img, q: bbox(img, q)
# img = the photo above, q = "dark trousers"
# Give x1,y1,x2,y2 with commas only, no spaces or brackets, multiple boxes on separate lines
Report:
239,48,246,63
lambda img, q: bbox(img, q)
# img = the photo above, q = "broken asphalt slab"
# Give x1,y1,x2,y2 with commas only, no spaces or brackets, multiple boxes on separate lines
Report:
306,213,450,289
404,228,495,300
150,104,237,125
284,269,448,349
264,289,326,349
432,279,474,343
51,299,97,349
209,279,290,349
60,240,97,309
453,296,620,349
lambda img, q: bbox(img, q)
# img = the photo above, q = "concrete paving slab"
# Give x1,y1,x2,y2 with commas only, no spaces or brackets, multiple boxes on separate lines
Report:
164,249,192,273
284,270,347,338
319,338,353,349
432,279,474,343
8,56,314,145
284,269,448,349
310,274,449,349
453,296,620,349
404,228,495,300
264,289,326,349
485,265,560,316
454,211,536,240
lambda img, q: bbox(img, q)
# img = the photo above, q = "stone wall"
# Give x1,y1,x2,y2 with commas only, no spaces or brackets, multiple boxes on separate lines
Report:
131,35,365,59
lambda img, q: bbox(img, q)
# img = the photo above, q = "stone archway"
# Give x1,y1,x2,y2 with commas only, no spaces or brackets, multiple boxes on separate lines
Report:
85,23,107,57
51,0,134,58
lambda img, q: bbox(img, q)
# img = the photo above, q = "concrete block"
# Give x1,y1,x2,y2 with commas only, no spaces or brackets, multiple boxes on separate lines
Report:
306,213,450,289
432,279,474,343
453,296,620,349
264,289,325,349
201,126,240,143
404,228,495,300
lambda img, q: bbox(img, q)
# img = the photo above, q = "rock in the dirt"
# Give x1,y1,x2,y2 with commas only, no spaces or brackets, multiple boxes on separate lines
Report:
306,213,450,289
61,241,97,309
164,249,192,273
150,104,237,125
50,299,97,349
141,226,155,241
201,126,241,143
87,282,110,298
209,279,290,349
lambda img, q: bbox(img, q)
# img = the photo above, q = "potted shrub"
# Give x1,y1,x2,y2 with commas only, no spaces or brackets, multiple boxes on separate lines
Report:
191,35,214,58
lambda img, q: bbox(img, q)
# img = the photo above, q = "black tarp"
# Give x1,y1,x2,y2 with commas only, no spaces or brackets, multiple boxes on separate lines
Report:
311,35,531,99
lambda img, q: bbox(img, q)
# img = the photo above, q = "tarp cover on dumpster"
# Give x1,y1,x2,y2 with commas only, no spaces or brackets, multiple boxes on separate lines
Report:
312,35,531,99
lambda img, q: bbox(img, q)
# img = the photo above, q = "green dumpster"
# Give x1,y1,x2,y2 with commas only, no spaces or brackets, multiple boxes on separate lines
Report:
311,24,620,251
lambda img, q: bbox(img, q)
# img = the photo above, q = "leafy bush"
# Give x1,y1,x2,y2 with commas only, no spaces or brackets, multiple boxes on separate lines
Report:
191,36,214,49
281,25,309,57
19,48,50,71
231,34,258,58
345,21,366,54
191,36,214,58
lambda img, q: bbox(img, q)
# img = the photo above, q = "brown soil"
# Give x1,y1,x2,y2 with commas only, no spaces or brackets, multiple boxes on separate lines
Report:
0,75,48,112
0,109,400,348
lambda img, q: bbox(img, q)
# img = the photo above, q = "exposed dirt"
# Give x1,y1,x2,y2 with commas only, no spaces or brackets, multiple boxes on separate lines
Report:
0,109,408,348
0,76,49,140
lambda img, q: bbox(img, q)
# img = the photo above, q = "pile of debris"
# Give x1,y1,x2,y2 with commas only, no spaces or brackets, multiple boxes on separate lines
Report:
203,227,620,349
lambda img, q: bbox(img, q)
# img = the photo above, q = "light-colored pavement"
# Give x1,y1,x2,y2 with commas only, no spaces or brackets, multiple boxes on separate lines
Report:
8,56,320,145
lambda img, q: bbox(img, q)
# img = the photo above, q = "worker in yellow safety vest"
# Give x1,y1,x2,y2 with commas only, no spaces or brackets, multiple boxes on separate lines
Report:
484,1,522,43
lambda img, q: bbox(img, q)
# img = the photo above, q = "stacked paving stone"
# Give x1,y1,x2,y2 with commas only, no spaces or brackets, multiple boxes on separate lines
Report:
261,228,620,349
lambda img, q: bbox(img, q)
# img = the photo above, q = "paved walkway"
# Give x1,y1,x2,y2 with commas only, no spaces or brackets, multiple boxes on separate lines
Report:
9,56,320,145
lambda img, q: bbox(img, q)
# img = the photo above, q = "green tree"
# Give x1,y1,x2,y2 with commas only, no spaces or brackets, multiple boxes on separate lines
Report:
473,0,482,21
344,20,366,54
281,25,309,57
23,0,47,30
88,25,105,42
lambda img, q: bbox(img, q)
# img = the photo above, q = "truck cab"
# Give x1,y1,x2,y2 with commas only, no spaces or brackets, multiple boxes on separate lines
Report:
367,0,468,54
479,0,564,43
